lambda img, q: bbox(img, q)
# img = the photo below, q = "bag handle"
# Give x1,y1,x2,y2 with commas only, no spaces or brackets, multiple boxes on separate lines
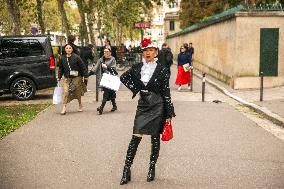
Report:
57,82,62,87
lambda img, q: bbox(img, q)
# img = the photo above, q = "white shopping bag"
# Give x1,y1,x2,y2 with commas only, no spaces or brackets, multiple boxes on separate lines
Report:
99,73,121,91
53,83,64,105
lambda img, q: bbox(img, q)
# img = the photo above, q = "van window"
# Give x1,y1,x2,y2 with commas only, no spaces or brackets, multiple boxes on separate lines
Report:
28,39,45,56
0,39,44,58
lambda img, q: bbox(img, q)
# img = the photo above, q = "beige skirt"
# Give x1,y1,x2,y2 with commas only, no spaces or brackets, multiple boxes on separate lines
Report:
62,76,87,104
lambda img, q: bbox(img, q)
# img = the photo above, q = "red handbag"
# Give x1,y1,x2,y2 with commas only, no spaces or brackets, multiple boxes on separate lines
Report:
161,121,173,141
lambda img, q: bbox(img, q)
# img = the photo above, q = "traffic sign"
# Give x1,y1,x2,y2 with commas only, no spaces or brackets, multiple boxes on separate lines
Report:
134,22,150,29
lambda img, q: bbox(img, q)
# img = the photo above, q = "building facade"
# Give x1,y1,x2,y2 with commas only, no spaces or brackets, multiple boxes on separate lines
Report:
143,0,181,48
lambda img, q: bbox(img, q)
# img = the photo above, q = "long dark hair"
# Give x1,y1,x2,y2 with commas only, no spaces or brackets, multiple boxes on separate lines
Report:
62,43,73,55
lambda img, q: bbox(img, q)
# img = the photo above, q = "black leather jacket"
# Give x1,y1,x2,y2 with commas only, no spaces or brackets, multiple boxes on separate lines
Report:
120,62,175,119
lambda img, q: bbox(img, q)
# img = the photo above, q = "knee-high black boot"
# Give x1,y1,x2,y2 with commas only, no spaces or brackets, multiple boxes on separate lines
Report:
147,135,160,182
110,99,117,112
120,135,142,185
97,101,106,115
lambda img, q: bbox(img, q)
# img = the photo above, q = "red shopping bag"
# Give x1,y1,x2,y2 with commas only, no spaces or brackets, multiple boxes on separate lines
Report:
161,121,173,141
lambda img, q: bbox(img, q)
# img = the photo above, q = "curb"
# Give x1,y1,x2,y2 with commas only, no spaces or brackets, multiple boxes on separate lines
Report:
194,72,284,128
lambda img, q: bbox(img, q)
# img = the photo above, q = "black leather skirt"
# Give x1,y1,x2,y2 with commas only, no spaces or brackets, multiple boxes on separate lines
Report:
133,91,164,135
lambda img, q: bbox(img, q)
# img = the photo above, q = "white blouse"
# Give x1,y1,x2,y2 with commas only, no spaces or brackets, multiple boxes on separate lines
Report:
140,58,157,85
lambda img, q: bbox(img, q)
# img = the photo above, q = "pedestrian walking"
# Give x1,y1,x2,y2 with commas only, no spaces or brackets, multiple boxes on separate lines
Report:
127,45,133,53
158,43,173,76
119,38,175,185
80,44,95,91
99,39,117,59
188,42,194,61
67,35,80,56
116,43,127,67
183,42,189,53
80,44,95,69
89,47,118,115
57,44,88,115
187,43,194,89
175,44,191,91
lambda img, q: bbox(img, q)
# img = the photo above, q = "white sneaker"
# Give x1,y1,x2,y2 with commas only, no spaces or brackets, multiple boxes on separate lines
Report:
188,86,191,90
178,86,182,91
87,89,91,92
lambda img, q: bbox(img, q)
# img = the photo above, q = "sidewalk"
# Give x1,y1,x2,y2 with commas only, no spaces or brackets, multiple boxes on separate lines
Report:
193,69,284,127
1,66,284,189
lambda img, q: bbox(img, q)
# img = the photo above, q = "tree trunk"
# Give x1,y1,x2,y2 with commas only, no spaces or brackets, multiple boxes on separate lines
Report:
96,10,104,46
97,19,103,46
118,24,123,45
6,0,21,35
36,0,45,34
87,0,96,45
88,21,96,45
57,0,71,36
130,30,133,42
76,0,89,46
115,21,119,45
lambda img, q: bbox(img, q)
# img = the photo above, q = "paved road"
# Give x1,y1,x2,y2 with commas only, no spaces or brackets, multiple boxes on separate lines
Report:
0,68,284,189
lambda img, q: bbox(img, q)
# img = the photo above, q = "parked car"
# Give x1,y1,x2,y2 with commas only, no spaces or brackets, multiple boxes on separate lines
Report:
0,35,57,100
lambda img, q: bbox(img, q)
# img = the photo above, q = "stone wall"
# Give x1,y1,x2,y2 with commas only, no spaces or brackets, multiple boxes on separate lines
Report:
234,13,284,88
167,12,284,89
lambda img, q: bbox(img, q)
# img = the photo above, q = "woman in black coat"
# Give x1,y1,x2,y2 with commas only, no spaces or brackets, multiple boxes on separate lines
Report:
119,39,175,185
57,44,88,115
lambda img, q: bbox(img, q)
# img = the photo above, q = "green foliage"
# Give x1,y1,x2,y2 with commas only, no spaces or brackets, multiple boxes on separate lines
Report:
42,0,62,32
180,0,206,27
93,0,147,44
0,104,51,139
180,0,243,28
0,0,162,42
0,0,80,35
19,0,37,34
180,0,283,28
0,0,10,34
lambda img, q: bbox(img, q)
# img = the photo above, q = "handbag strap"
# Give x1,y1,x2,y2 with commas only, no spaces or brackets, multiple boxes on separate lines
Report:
66,57,72,71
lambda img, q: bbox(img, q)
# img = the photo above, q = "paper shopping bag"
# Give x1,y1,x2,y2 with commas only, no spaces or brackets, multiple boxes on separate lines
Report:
99,73,121,91
53,84,63,105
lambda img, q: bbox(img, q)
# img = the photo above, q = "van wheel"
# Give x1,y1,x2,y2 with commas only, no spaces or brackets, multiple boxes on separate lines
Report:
10,77,36,101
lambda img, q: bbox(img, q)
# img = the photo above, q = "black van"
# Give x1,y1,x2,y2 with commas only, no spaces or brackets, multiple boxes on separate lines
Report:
0,35,57,100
